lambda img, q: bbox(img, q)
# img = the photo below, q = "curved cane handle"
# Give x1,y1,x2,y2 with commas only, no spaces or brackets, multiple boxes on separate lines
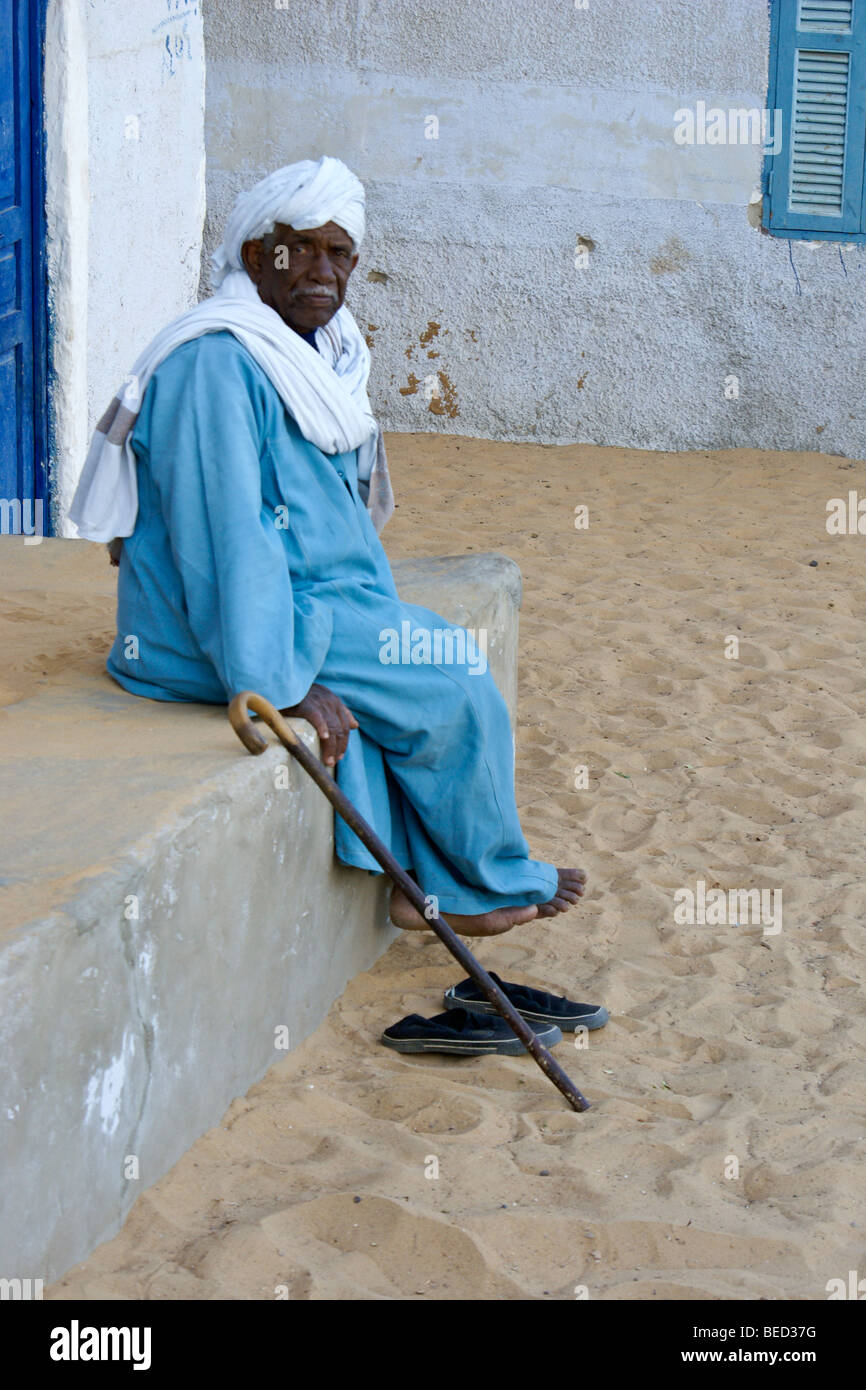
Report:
228,690,301,756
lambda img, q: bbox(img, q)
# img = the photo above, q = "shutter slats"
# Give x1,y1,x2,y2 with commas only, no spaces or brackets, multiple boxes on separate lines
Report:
789,48,850,211
798,1,853,31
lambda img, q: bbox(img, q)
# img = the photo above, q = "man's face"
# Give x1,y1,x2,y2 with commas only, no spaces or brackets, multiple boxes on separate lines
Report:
241,221,359,334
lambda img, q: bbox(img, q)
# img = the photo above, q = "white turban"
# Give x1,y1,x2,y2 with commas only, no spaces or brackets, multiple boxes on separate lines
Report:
70,154,394,548
211,155,366,288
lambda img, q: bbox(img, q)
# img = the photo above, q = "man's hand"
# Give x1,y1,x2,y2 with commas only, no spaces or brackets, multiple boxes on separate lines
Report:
280,683,359,766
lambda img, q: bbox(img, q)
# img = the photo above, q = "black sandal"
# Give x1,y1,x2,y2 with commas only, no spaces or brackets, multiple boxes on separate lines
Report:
380,1006,562,1055
444,972,609,1032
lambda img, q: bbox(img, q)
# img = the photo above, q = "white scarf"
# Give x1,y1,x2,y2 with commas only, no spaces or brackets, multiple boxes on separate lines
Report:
68,269,394,543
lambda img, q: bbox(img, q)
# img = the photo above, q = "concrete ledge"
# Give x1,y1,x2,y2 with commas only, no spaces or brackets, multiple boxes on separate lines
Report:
394,552,522,722
0,538,522,1282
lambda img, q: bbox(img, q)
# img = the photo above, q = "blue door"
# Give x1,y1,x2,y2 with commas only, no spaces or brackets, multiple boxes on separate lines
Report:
0,0,49,537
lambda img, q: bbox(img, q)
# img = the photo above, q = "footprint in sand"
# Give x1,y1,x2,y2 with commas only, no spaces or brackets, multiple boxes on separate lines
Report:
347,1081,484,1135
646,1027,727,1064
487,942,540,972
656,573,705,591
686,1093,729,1122
585,804,657,851
619,675,675,697
262,1194,524,1299
809,728,844,750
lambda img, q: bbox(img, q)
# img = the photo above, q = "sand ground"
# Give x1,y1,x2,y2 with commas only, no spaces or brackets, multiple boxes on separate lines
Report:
49,435,866,1300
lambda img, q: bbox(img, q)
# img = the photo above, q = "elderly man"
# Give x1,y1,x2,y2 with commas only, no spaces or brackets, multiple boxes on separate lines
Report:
70,157,585,936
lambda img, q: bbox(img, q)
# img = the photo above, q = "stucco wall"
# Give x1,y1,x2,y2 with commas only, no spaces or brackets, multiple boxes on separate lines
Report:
202,0,865,460
48,0,206,530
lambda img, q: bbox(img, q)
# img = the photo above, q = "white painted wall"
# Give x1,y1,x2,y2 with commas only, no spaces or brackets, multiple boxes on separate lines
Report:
203,0,866,460
46,0,206,531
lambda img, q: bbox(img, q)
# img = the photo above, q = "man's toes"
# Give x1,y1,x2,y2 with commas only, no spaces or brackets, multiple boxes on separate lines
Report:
551,893,580,912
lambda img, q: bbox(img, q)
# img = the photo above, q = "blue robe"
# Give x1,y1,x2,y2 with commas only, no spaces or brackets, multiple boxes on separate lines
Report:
108,331,558,913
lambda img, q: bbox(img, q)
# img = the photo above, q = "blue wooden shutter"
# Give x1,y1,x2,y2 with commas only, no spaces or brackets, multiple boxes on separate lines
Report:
764,0,866,238
0,0,49,529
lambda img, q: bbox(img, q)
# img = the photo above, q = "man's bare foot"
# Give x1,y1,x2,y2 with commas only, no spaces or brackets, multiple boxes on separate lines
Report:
388,868,586,936
534,867,587,918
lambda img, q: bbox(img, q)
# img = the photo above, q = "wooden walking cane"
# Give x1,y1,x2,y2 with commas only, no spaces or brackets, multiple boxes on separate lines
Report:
228,691,590,1113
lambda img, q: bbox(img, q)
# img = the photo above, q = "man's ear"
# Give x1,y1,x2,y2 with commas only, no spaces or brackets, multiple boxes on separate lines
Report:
241,238,264,282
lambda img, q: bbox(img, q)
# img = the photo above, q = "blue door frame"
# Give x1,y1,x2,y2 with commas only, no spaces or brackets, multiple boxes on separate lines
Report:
0,0,50,536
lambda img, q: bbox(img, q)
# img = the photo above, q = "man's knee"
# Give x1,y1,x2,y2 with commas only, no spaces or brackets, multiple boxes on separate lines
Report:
419,661,507,741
